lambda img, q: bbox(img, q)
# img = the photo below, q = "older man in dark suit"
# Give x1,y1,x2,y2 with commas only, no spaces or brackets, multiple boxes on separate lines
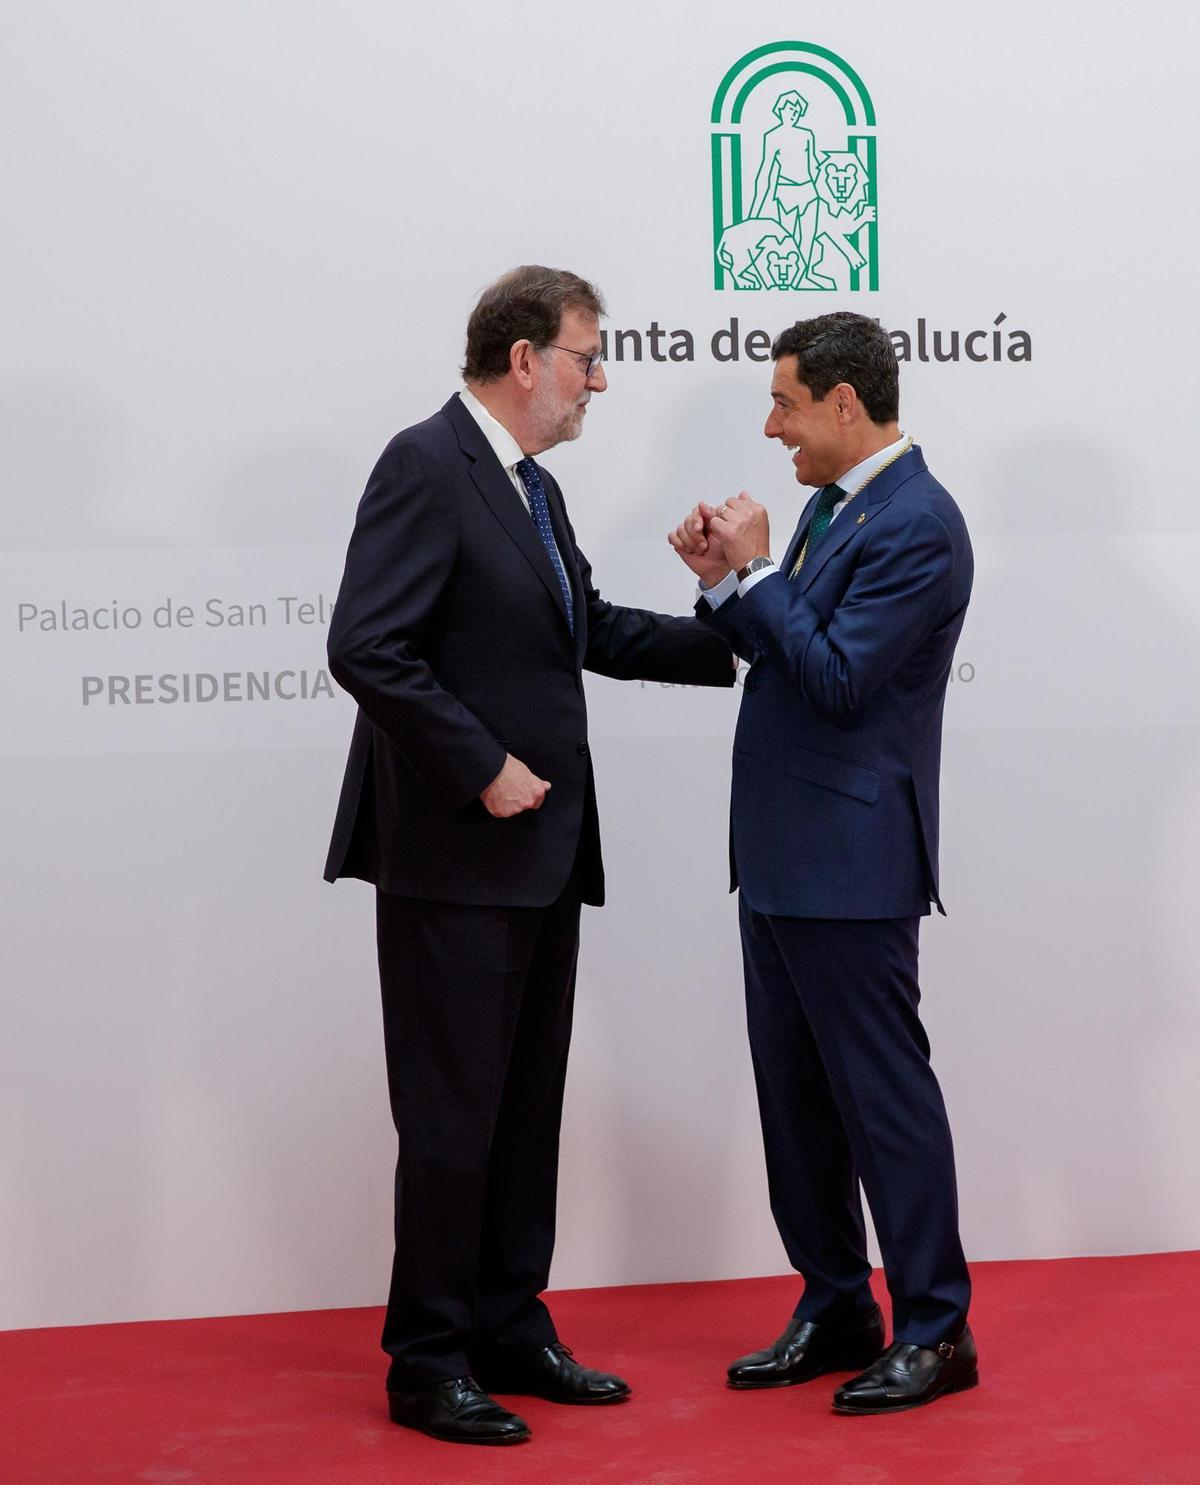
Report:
670,311,977,1415
325,266,733,1446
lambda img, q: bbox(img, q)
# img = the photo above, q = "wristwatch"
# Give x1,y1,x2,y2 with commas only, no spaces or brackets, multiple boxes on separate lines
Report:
737,556,775,582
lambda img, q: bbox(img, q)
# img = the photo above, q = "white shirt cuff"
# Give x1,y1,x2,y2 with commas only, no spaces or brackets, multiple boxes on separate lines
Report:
698,571,739,609
738,563,778,598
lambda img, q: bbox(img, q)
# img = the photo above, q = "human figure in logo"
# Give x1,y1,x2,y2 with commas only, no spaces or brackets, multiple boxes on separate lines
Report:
750,90,821,263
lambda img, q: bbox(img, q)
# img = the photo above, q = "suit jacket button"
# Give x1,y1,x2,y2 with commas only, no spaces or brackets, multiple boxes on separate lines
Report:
577,742,589,755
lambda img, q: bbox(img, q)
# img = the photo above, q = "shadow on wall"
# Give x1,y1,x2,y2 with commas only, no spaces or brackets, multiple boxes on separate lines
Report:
212,442,369,548
0,382,366,550
1,385,126,550
974,424,1200,537
0,719,388,1329
937,427,1200,1259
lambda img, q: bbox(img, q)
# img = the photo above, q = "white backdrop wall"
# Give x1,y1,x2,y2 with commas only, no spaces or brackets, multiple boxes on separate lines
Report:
3,0,1199,1330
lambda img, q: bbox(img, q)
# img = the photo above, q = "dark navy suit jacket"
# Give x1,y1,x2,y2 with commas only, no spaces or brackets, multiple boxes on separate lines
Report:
324,394,733,908
700,445,972,920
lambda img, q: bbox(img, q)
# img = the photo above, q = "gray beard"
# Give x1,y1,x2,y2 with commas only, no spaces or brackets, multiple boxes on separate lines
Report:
531,363,585,449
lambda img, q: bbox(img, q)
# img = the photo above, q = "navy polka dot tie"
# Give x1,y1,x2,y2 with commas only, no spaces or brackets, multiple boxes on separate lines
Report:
516,457,575,634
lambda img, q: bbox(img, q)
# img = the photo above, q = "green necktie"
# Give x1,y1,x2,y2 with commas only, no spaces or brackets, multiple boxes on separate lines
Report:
791,484,846,577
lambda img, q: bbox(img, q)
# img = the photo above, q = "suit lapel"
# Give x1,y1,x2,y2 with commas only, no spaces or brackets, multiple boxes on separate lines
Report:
780,488,823,576
793,446,927,594
794,493,885,592
443,396,573,625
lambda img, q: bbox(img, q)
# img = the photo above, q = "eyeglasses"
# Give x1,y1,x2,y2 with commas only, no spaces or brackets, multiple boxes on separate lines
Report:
547,344,605,378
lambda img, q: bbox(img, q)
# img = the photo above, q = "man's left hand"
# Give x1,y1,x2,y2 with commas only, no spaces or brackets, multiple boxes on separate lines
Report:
709,493,770,573
668,503,733,587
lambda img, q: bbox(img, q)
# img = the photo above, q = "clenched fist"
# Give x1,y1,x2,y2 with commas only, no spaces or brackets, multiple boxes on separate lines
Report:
480,754,552,818
668,502,733,587
708,492,770,572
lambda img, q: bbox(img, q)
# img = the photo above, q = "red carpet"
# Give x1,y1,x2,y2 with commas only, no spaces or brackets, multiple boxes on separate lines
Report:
2,1253,1197,1484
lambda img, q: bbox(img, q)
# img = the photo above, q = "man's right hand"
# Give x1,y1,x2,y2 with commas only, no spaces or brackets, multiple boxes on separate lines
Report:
480,754,552,818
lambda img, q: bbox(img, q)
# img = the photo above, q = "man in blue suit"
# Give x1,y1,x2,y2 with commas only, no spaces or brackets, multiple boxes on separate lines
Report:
670,312,977,1414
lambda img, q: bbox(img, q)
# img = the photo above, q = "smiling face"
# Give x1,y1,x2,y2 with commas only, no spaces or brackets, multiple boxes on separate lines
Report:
764,354,855,487
530,308,607,450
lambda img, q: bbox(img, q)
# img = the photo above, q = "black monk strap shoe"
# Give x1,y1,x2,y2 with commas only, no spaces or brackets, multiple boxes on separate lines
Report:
832,1325,979,1414
474,1343,631,1404
386,1376,531,1444
727,1304,885,1389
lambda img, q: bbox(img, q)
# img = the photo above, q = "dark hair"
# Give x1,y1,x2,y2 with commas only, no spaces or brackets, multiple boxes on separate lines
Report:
771,312,899,424
463,265,606,382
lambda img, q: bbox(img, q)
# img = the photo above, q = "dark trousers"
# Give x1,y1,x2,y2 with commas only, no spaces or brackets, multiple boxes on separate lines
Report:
375,878,581,1388
740,899,971,1347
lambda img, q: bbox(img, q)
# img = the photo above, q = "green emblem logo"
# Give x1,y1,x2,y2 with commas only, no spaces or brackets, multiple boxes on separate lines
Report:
711,42,878,292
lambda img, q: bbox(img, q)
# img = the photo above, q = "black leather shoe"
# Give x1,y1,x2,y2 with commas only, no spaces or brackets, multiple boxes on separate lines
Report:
727,1304,885,1388
832,1325,979,1414
387,1377,531,1444
475,1343,630,1404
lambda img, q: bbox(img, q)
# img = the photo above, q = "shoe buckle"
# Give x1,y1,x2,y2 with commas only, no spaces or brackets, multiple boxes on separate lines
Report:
937,1341,955,1360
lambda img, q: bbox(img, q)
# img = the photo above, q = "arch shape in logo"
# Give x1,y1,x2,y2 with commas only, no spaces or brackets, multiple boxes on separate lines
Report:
711,43,878,293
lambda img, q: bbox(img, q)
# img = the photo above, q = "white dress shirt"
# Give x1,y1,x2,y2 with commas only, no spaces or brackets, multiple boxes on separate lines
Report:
699,431,912,609
458,386,533,509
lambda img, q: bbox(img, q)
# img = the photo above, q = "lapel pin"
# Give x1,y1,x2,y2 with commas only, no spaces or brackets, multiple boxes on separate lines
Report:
856,513,867,525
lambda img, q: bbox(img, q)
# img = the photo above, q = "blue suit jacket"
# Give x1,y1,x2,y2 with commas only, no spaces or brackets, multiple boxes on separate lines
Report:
700,445,972,919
